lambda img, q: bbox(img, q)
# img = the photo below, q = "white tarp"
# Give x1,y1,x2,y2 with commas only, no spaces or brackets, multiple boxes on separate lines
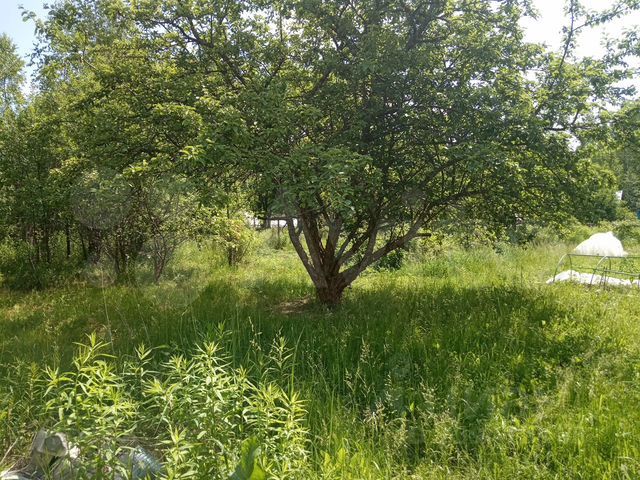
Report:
573,231,627,257
547,269,638,288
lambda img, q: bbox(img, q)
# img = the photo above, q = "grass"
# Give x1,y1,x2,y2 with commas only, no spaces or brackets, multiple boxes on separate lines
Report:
1,236,640,478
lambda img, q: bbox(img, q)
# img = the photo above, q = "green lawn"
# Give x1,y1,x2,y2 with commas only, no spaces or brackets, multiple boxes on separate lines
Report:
1,240,639,479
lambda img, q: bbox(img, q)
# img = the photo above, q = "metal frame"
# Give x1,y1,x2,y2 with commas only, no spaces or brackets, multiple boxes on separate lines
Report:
553,253,640,287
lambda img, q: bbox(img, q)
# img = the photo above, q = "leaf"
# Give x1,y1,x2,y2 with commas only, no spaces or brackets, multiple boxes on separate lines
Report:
229,437,267,480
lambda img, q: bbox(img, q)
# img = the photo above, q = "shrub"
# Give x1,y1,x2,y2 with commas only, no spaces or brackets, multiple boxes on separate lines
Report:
610,218,640,245
374,249,406,271
212,216,257,266
1,335,309,479
0,239,77,290
525,220,593,246
266,227,289,250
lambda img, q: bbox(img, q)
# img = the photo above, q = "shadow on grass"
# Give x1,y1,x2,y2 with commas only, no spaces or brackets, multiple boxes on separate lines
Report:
183,275,612,460
0,269,615,464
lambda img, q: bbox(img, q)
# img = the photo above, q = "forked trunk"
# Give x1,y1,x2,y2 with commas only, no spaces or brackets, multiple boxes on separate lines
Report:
286,209,416,308
314,275,348,307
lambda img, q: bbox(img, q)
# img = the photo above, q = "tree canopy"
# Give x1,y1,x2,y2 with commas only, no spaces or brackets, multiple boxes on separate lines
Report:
132,0,639,303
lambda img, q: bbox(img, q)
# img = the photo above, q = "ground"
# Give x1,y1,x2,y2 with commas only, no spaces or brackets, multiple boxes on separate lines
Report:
1,237,639,478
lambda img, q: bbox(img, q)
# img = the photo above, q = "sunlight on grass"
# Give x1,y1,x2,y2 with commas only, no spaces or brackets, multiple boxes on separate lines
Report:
1,240,639,478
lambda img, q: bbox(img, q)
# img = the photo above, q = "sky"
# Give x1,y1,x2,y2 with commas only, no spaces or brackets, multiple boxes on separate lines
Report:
0,0,46,60
1,0,639,82
522,0,640,57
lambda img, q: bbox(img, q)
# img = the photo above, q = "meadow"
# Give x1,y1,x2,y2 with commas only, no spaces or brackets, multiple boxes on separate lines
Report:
1,233,639,479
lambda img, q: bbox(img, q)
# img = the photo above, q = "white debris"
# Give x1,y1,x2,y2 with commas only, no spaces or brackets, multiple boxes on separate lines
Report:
573,232,627,257
547,269,638,288
0,471,31,480
30,430,69,472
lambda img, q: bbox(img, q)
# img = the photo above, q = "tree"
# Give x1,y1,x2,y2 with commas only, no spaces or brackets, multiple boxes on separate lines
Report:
0,91,70,262
134,0,639,305
584,103,640,216
9,0,637,299
24,0,204,280
0,34,24,114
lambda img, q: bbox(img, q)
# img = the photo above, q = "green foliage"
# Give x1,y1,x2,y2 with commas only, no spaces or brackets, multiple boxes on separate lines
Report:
582,101,640,219
0,34,24,114
0,0,637,303
570,160,621,224
2,240,640,478
229,438,266,480
0,240,46,290
0,239,78,290
1,333,308,479
44,335,138,478
265,229,289,251
212,216,257,267
518,220,593,247
374,248,406,272
611,218,640,244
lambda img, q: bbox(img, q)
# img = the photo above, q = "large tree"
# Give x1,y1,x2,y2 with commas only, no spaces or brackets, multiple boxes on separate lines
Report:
12,0,637,301
132,0,638,305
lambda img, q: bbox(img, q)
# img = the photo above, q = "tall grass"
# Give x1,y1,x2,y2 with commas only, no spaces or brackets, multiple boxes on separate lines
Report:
1,236,639,478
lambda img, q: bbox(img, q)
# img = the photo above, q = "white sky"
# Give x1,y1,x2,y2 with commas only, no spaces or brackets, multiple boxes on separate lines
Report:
523,0,640,57
524,0,640,94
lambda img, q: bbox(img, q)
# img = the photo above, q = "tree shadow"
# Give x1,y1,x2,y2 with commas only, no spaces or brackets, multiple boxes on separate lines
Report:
0,266,615,467
184,274,612,463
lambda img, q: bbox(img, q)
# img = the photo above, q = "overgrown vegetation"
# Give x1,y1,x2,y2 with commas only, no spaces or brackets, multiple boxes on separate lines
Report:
2,1,639,305
2,0,640,477
2,231,640,478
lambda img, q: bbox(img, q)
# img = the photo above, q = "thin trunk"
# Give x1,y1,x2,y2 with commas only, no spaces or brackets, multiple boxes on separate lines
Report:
113,238,121,277
87,228,102,263
34,230,40,264
65,223,71,258
43,229,51,264
80,231,88,261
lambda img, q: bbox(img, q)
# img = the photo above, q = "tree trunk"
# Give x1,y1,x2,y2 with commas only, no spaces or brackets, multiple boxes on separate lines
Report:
80,231,87,261
87,228,102,263
314,275,348,307
33,230,40,264
43,229,51,264
65,222,71,258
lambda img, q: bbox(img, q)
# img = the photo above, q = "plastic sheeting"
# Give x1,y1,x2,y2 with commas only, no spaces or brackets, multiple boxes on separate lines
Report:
546,269,639,287
573,231,627,257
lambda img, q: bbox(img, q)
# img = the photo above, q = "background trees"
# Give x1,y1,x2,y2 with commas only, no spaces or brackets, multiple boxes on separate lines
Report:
0,0,208,285
0,34,24,114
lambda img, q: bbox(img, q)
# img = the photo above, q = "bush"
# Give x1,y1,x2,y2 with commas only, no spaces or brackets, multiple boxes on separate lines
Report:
266,227,289,250
610,218,640,245
374,248,406,271
524,219,594,246
1,335,309,479
511,217,640,253
212,216,257,266
0,239,77,290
